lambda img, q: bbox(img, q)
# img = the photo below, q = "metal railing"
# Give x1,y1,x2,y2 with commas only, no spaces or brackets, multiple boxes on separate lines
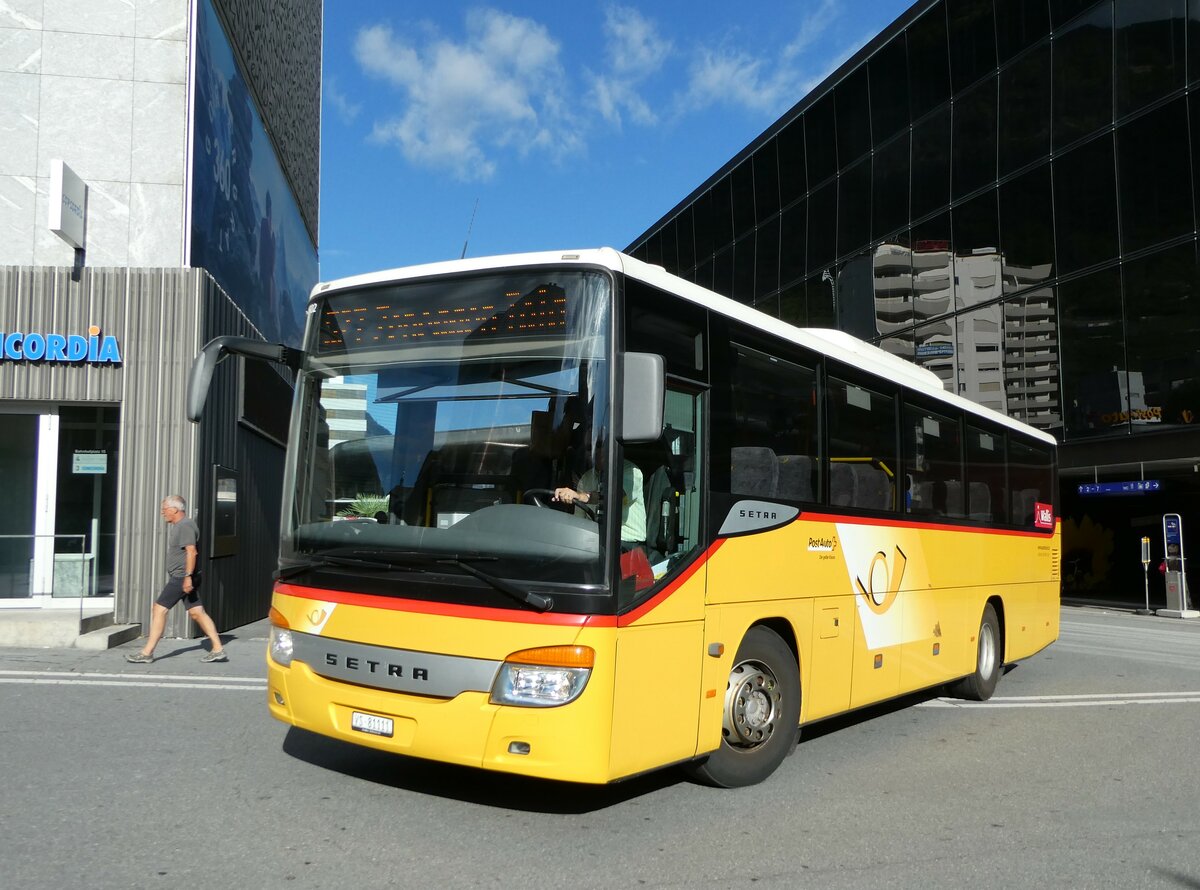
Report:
0,531,95,599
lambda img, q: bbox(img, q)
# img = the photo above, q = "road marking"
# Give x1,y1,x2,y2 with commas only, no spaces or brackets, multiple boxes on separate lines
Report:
922,690,1200,709
0,669,265,691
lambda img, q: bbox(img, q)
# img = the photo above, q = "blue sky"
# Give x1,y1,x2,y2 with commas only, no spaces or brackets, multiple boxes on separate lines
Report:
317,1,915,282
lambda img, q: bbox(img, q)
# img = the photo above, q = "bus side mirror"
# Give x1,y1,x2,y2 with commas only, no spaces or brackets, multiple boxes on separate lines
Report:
186,336,302,422
619,352,665,443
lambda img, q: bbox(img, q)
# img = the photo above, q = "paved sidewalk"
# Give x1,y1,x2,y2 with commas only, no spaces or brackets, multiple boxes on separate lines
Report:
0,617,273,676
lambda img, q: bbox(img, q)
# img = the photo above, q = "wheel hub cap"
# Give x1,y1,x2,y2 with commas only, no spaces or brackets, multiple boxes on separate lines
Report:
723,660,781,749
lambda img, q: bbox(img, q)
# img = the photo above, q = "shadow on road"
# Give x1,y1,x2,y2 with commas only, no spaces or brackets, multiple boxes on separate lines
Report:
281,727,688,812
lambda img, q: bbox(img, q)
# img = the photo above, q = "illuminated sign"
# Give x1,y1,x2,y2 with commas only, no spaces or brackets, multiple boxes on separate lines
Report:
0,325,121,364
1078,480,1161,496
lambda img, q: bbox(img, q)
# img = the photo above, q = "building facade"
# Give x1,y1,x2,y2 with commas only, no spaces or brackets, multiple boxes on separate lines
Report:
628,0,1200,605
0,0,321,636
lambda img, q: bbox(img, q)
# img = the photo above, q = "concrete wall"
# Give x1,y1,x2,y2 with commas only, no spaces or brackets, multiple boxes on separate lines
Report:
0,0,189,268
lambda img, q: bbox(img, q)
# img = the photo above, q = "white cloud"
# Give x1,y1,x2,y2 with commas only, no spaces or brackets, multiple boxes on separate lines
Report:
325,76,361,123
586,4,671,128
353,11,580,181
677,0,853,119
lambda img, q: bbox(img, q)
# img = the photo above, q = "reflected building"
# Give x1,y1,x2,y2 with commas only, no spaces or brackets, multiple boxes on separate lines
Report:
628,0,1200,605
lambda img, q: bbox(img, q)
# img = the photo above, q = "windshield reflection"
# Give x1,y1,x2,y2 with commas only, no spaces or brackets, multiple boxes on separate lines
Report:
283,270,613,590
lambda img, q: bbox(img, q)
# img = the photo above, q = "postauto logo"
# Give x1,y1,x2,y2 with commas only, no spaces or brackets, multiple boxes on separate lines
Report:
1,325,121,364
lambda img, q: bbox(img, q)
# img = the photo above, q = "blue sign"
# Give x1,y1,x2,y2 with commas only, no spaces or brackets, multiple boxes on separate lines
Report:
0,326,121,363
1077,480,1161,496
1165,514,1182,546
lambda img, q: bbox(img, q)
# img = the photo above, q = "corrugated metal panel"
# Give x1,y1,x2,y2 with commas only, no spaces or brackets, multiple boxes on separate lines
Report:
193,276,288,631
1,266,286,638
113,268,204,636
0,266,127,402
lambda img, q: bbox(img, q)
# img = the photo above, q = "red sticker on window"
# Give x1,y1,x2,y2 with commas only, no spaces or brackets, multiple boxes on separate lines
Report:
1034,502,1054,529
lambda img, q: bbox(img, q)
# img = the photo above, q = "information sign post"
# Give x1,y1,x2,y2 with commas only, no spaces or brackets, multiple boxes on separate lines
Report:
1158,514,1198,619
1136,536,1153,615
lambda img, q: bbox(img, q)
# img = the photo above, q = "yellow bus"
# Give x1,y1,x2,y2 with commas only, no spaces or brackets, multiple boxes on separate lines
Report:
188,248,1059,787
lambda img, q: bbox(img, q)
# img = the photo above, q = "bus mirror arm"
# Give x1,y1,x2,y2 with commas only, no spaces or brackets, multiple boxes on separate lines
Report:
186,335,304,423
618,352,665,443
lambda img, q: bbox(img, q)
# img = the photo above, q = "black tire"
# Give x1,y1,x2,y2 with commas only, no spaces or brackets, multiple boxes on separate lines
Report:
685,626,801,788
948,603,1002,701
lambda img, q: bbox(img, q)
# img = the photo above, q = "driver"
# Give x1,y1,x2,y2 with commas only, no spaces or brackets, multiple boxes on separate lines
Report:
554,456,647,546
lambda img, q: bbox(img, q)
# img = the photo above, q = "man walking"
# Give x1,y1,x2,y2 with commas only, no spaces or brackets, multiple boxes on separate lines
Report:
125,495,227,663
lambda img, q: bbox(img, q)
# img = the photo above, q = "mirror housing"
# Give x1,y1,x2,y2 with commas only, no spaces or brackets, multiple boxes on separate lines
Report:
618,352,665,443
186,336,302,422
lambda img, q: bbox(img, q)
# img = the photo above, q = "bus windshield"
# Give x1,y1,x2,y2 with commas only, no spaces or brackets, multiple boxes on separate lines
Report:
282,268,614,593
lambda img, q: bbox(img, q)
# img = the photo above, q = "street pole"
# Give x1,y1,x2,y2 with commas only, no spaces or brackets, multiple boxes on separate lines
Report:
1136,535,1153,615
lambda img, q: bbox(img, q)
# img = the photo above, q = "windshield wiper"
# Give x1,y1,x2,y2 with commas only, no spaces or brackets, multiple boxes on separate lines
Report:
276,553,429,582
278,549,553,612
436,557,553,613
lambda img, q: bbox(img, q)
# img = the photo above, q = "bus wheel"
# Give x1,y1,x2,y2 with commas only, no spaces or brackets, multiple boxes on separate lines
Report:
949,603,1002,701
686,626,800,788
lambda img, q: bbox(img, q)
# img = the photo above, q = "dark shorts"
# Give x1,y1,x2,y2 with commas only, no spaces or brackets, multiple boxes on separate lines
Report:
155,576,201,610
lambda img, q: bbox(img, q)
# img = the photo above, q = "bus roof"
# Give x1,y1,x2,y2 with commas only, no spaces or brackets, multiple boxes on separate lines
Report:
312,248,1056,447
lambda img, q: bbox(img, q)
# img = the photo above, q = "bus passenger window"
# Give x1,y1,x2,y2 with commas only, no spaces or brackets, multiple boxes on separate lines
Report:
965,425,1006,522
727,344,819,502
903,404,963,518
1009,439,1053,528
827,377,898,511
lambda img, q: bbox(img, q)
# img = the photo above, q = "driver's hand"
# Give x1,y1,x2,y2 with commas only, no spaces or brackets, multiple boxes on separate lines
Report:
554,487,587,504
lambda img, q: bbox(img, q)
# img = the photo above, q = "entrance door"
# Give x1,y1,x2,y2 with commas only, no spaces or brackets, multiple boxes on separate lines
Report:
0,416,39,598
54,406,119,597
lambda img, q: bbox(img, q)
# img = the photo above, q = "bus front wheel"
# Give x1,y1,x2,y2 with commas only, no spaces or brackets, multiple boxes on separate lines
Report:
949,603,1002,701
685,626,800,788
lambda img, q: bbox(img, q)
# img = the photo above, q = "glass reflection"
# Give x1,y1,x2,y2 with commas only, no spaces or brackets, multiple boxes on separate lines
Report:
956,305,1006,413
1004,288,1062,434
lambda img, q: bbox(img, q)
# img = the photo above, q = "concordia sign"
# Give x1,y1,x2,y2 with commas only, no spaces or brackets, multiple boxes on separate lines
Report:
0,325,121,364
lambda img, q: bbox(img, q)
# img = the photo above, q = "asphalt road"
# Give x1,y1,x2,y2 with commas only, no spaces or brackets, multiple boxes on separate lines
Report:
1,606,1198,889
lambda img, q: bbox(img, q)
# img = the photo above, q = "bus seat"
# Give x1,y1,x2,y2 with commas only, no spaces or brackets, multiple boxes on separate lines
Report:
776,455,814,502
731,446,778,498
943,480,963,517
1011,488,1039,525
830,462,855,507
910,480,934,513
968,481,992,520
852,463,893,510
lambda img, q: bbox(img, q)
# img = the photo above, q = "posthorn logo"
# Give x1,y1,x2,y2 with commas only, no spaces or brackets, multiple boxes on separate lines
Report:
0,325,121,364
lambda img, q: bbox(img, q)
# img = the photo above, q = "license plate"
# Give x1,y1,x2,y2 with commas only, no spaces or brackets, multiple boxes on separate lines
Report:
350,711,394,738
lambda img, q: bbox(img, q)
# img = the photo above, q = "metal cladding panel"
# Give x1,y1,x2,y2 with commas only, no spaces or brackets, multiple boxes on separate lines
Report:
113,269,204,635
193,277,289,631
0,266,127,402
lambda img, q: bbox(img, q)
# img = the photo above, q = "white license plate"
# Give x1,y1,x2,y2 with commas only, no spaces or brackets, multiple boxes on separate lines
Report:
350,711,394,738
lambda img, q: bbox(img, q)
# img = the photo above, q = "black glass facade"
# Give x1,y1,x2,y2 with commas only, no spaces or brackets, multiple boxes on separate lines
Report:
629,0,1200,605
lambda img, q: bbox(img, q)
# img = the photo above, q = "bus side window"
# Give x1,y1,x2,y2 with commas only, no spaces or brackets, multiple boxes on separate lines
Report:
631,389,704,575
1008,439,1053,528
965,424,1006,523
903,403,963,519
827,377,898,511
727,344,819,502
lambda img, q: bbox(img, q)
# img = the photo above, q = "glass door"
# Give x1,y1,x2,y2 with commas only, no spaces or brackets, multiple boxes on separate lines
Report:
54,406,119,597
0,415,39,598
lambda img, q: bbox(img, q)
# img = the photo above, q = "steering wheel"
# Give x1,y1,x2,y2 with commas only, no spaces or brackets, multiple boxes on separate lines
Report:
524,488,597,522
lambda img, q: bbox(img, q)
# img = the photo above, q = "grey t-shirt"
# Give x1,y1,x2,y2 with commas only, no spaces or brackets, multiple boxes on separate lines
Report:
165,517,199,579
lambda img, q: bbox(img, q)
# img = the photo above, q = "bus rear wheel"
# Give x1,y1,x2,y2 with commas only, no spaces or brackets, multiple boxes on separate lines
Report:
685,626,800,788
949,603,1002,701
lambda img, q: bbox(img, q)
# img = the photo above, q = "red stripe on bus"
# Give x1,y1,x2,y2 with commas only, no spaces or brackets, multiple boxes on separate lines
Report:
797,511,1059,537
617,538,726,627
274,583,609,627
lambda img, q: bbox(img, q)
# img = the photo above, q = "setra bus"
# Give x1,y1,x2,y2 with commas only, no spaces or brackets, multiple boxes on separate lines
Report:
187,248,1059,787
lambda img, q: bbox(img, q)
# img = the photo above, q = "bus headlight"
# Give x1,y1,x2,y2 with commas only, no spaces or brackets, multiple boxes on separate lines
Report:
490,645,594,707
269,626,294,666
